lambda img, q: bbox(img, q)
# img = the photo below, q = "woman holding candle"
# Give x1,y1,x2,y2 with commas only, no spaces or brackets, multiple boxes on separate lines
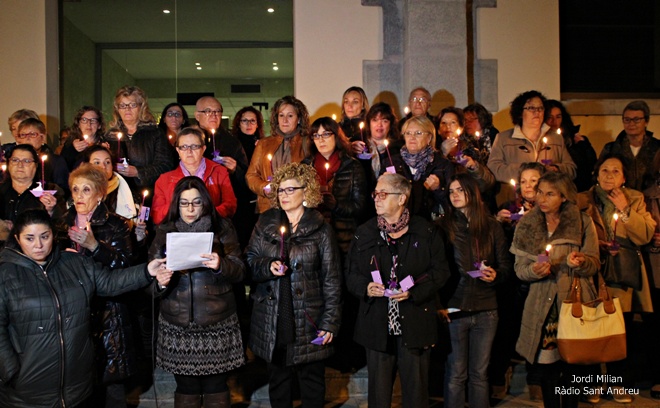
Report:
107,85,174,196
339,86,369,141
246,96,311,213
576,153,655,403
389,116,454,221
149,176,245,407
246,162,341,408
60,164,138,406
439,173,511,408
487,90,576,187
345,172,449,408
511,171,600,408
61,106,108,171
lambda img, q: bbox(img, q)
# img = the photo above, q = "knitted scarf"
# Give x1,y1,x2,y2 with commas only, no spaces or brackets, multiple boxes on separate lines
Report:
400,145,434,181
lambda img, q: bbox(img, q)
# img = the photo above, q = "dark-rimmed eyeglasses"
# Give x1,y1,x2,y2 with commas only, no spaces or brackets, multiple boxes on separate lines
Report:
523,106,544,113
9,158,36,165
117,102,139,110
371,191,402,200
311,131,334,140
166,111,182,118
277,186,305,196
622,117,644,124
198,109,223,117
240,118,257,125
80,117,100,125
179,198,203,208
176,144,203,151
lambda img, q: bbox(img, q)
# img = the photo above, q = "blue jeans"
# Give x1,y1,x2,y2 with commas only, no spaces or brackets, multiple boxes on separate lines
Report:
445,310,499,408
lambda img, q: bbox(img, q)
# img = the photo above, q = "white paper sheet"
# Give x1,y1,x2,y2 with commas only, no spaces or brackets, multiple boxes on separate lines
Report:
165,232,214,271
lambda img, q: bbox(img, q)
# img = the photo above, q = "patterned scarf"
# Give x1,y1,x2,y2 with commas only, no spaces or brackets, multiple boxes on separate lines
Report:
272,127,301,172
378,208,410,234
594,185,629,241
400,145,434,181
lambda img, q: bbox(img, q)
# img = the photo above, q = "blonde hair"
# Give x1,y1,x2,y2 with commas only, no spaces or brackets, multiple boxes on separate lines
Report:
269,163,322,209
401,115,437,151
109,85,156,128
69,163,109,198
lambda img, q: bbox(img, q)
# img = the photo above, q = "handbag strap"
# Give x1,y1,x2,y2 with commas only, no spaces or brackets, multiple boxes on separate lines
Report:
568,276,583,318
596,270,616,314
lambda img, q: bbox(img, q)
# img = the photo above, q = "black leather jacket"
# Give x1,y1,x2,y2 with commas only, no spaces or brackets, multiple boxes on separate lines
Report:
0,247,152,408
149,217,245,327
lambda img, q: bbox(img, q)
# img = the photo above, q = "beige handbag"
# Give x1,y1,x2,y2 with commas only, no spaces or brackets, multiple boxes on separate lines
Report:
557,272,626,364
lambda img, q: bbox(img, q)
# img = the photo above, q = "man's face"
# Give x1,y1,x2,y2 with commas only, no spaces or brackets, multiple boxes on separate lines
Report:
195,98,223,131
409,90,430,117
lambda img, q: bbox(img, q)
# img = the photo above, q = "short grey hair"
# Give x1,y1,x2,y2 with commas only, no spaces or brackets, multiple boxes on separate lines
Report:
377,172,412,204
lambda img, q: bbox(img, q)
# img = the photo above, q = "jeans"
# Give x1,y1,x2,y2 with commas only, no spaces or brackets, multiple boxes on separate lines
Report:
445,310,498,408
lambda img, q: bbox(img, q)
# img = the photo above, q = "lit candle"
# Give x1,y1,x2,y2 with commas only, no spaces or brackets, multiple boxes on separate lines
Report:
140,190,148,209
280,226,286,259
331,114,337,121
267,153,273,178
83,134,88,143
557,128,562,136
475,131,480,139
542,136,548,161
359,121,365,142
117,132,122,160
41,155,47,186
211,128,216,153
510,179,518,202
612,213,619,242
404,106,409,116
456,128,462,138
545,244,552,257
325,162,330,184
383,139,394,167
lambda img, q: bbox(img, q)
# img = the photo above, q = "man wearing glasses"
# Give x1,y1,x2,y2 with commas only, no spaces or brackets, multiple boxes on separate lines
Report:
16,118,70,194
397,87,439,132
194,96,249,204
599,100,658,191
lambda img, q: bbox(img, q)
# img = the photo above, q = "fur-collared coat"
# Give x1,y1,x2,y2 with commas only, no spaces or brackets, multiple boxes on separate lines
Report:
578,187,655,312
510,202,600,363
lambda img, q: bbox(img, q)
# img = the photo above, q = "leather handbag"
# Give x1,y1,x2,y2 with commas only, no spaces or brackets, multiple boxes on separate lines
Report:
602,237,642,290
557,272,626,364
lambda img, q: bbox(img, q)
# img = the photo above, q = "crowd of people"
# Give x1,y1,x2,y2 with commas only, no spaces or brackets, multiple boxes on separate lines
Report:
0,84,658,408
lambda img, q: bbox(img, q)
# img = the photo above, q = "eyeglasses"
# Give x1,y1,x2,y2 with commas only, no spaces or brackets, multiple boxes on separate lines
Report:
177,144,203,151
179,198,203,208
622,117,645,124
403,130,429,138
9,158,36,165
240,118,257,125
117,102,139,110
17,132,41,139
80,117,100,125
523,106,545,113
166,111,182,118
464,116,479,123
311,131,334,140
277,186,305,196
409,97,428,104
198,109,223,117
371,191,402,200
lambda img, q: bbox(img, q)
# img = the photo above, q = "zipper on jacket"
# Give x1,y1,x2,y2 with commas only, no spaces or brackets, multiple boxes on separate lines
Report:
40,264,67,408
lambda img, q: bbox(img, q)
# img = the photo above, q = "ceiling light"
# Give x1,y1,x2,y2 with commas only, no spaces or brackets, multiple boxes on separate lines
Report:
273,66,279,71
273,62,278,65
163,9,170,14
267,8,275,13
195,62,201,66
197,67,202,70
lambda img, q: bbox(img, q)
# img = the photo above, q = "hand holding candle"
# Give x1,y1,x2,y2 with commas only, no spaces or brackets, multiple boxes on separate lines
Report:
359,121,365,142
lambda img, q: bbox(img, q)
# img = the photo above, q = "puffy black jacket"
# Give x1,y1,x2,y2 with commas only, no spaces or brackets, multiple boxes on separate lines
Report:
246,208,342,364
346,216,450,351
149,217,245,327
440,211,512,312
62,202,136,383
0,247,152,408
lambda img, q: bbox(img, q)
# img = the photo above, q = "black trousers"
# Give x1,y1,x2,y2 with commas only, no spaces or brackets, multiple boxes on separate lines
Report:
267,348,326,408
173,373,229,395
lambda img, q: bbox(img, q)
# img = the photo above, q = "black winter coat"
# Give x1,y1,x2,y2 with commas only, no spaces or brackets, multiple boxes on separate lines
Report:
440,211,512,312
346,216,450,351
149,217,245,327
0,247,152,408
303,155,368,254
62,202,136,383
246,208,342,364
389,152,455,220
107,125,174,192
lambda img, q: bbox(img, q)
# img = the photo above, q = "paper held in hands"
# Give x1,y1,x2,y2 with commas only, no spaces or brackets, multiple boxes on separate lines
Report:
165,232,214,271
371,270,415,296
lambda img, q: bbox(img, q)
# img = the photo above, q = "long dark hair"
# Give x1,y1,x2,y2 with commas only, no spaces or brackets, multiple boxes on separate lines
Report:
164,176,221,226
158,103,190,135
444,173,492,259
69,106,106,143
308,117,352,160
232,106,265,139
365,102,399,141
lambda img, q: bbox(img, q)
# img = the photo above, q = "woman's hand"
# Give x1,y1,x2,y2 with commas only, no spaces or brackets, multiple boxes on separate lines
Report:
390,290,410,302
438,309,451,323
201,252,221,270
464,156,478,171
532,261,551,278
39,192,57,215
69,225,98,251
567,251,586,268
479,266,497,283
148,257,170,277
351,140,366,155
496,209,511,223
317,330,334,345
118,164,138,178
270,260,287,276
441,137,458,157
73,139,89,152
367,282,385,298
423,174,440,191
607,188,629,212
134,221,147,242
220,156,237,173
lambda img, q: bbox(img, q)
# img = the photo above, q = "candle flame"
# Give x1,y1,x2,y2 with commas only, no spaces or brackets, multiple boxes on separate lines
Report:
543,136,548,144
83,134,88,140
613,213,619,221
331,114,337,121
545,244,552,252
280,226,286,234
384,139,389,147
41,155,48,162
456,128,462,137
117,132,122,140
1,165,6,172
267,153,273,161
359,121,364,130
325,162,330,170
168,134,172,140
404,106,409,115
143,190,149,198
510,179,516,187
211,128,215,135
557,128,562,135
475,131,480,138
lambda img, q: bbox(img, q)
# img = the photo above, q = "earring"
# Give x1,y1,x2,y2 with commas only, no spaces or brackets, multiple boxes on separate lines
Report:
302,200,308,207
98,199,102,205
